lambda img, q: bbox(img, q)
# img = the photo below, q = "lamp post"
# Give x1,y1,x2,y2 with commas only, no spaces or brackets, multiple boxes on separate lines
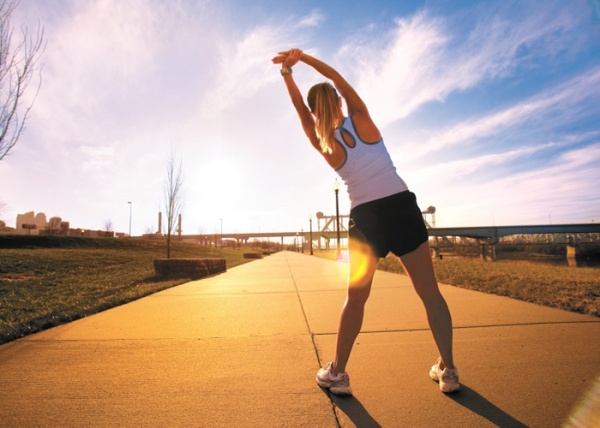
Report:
309,215,313,255
333,179,341,257
127,201,132,237
220,218,223,248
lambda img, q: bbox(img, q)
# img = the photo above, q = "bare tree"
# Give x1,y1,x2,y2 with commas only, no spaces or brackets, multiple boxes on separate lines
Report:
0,0,44,161
46,216,61,235
163,149,184,258
103,218,113,237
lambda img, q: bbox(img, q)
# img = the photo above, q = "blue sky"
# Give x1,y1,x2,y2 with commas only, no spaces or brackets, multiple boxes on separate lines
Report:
1,0,599,237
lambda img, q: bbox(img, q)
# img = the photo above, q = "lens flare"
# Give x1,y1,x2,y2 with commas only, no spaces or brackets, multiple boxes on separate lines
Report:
565,374,600,427
349,241,375,285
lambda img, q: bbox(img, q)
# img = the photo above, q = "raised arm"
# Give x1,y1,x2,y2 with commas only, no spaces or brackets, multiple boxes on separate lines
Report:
275,49,380,141
273,49,321,151
297,52,369,117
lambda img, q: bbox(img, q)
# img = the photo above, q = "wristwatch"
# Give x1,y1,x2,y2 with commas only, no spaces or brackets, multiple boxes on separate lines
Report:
280,66,292,76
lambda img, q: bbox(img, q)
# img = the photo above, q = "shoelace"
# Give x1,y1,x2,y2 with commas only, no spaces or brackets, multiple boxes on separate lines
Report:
331,372,349,383
442,370,459,382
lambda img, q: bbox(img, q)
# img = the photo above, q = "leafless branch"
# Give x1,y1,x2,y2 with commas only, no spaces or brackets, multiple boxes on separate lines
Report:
164,149,184,258
0,0,45,161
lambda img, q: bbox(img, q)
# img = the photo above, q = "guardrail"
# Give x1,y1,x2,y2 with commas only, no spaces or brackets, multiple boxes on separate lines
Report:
427,223,600,240
184,223,600,242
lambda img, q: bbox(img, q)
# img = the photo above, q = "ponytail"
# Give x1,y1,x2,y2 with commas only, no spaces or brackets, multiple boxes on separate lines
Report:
307,83,340,154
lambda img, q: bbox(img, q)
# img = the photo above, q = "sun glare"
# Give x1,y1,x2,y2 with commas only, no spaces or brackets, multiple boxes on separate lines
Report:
349,241,376,285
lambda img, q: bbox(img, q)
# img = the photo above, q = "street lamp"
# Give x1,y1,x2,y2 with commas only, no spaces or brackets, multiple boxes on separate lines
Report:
333,179,341,256
309,215,313,255
127,201,132,237
220,218,223,248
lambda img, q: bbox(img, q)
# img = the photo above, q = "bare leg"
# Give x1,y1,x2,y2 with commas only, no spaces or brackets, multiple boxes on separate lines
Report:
400,241,455,369
332,239,378,375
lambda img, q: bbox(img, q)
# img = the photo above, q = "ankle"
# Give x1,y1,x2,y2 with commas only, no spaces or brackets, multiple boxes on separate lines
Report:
330,366,338,377
331,362,344,377
438,359,455,371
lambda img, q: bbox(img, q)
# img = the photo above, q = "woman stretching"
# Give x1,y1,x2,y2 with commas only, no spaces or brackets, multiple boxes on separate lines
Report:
272,48,459,395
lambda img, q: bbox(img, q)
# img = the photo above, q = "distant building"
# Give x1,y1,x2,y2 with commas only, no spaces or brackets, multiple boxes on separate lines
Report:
12,210,120,237
16,211,48,233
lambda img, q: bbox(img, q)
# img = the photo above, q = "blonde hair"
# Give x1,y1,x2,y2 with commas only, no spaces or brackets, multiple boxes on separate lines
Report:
307,83,340,154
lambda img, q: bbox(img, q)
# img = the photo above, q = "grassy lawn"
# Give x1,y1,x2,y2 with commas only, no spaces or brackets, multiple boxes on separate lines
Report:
0,236,257,344
317,250,600,317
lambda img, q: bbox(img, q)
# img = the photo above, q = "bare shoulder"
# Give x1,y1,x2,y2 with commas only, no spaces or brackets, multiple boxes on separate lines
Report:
350,111,381,143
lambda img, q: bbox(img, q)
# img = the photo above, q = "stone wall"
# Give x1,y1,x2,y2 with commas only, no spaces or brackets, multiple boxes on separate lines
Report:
153,258,226,280
243,252,263,259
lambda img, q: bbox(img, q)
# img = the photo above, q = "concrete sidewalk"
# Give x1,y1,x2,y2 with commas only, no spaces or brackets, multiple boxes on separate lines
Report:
1,251,598,427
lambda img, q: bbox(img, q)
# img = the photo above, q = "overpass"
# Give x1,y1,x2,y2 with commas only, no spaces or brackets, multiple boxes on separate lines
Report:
426,223,600,264
181,230,343,250
182,223,599,262
184,223,600,242
428,223,600,240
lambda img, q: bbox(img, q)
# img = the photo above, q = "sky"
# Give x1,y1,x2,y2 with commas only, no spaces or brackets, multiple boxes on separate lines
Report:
1,0,599,237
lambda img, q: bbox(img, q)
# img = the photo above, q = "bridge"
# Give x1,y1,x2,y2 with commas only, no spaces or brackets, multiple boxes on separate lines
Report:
427,223,600,264
181,223,599,264
184,223,600,244
428,223,600,240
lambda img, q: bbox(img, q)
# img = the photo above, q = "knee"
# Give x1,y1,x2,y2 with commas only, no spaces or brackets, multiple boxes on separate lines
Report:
420,290,449,313
346,283,371,305
415,285,444,306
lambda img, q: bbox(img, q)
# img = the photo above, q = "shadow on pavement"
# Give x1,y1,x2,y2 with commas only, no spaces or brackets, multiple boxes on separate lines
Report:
331,394,382,428
449,384,528,427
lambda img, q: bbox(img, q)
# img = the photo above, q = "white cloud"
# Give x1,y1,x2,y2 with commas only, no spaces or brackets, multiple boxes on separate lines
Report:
405,66,600,159
200,7,321,117
410,142,558,184
422,141,600,227
201,25,282,116
2,0,597,233
346,1,589,128
299,9,324,27
79,145,116,172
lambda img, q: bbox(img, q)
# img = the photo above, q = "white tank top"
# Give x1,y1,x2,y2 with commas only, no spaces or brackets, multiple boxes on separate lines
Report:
334,116,408,209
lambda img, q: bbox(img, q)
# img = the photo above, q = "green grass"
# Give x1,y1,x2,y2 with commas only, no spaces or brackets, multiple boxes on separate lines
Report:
0,236,258,344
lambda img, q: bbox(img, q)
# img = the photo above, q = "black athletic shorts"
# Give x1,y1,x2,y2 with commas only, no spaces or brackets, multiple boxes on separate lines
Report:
348,191,428,259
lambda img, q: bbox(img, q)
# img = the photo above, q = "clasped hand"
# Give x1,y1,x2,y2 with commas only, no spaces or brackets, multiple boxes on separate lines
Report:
272,48,303,68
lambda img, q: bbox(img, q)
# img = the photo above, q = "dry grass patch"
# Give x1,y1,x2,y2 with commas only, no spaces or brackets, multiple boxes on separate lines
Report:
315,251,599,317
0,236,260,344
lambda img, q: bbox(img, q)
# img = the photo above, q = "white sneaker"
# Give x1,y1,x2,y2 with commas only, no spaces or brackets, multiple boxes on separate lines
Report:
429,358,460,393
316,362,353,396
